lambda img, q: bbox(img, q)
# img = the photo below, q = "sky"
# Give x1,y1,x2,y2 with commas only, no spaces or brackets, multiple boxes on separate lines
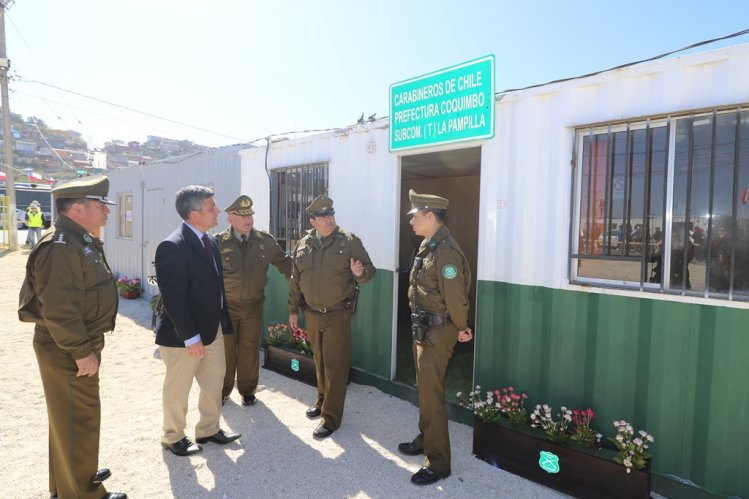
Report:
4,0,749,150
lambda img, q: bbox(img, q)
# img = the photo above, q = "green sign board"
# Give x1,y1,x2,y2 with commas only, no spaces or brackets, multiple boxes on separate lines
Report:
389,55,495,152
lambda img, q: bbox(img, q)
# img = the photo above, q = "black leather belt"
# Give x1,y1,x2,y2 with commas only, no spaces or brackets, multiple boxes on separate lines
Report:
309,298,353,314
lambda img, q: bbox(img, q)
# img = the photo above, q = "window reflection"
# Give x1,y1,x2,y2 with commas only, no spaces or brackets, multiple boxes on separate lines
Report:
573,108,749,301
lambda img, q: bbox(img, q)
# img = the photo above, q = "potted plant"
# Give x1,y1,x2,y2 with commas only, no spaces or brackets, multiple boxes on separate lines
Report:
461,385,653,499
116,276,142,299
262,323,316,386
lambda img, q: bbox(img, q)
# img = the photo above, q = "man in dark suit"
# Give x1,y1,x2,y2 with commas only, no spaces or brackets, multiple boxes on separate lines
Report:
154,185,241,456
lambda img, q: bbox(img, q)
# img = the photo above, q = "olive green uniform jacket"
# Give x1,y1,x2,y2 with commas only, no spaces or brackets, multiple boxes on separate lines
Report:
288,227,375,311
18,214,117,498
409,225,471,330
217,227,292,315
19,214,118,356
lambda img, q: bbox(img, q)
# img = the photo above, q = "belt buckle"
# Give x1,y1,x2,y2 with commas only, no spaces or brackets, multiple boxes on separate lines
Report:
320,306,327,313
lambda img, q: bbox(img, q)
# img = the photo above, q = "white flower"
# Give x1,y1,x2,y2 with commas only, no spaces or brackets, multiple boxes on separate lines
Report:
634,438,643,446
616,434,624,442
456,392,462,398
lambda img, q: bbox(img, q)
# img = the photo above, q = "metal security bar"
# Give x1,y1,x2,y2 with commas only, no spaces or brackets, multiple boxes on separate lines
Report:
571,105,749,301
270,162,329,251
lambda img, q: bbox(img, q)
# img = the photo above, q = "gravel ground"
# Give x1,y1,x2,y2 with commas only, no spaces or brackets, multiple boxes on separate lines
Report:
0,247,578,498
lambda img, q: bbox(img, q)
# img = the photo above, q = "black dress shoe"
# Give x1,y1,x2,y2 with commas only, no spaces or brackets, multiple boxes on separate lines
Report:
102,494,128,499
410,466,451,485
93,468,111,483
312,424,334,439
196,429,241,445
161,437,202,456
305,406,321,419
242,394,256,406
398,441,424,456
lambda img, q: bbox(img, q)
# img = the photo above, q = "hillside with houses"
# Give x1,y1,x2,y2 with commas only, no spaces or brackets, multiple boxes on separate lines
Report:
0,112,209,184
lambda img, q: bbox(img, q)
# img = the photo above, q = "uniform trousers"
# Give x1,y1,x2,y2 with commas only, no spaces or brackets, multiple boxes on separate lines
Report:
412,322,458,473
159,330,226,444
222,303,264,400
34,328,107,499
306,309,351,431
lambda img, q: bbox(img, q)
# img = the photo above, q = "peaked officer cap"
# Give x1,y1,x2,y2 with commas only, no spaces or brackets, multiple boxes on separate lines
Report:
306,195,335,217
52,176,116,205
407,189,449,214
225,195,255,215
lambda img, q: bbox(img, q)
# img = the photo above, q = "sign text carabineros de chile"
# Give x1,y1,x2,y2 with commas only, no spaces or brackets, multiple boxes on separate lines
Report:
389,55,495,151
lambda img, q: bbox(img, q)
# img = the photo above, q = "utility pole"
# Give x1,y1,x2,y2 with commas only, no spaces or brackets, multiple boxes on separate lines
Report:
0,0,17,250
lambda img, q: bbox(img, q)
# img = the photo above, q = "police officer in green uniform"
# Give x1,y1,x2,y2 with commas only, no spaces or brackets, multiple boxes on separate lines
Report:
288,195,375,439
217,195,292,406
18,176,127,499
398,190,473,486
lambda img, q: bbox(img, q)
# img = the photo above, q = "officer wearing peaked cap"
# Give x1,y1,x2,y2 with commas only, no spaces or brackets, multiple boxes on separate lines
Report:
306,195,335,217
217,195,291,406
19,176,127,498
407,190,450,213
398,189,472,486
51,175,117,204
288,195,375,439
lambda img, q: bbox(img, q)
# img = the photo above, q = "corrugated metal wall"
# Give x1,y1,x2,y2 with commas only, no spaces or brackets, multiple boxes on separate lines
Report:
472,45,749,496
474,281,749,497
264,269,394,379
103,146,243,294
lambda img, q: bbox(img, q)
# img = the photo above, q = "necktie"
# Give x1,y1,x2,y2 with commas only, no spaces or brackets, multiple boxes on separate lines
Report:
241,234,248,248
201,234,217,273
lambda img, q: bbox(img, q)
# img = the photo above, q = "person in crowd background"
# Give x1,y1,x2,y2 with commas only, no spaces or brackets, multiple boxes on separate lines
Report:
25,202,45,248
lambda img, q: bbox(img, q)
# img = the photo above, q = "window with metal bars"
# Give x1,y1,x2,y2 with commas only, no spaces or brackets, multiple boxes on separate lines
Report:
269,162,329,251
570,106,749,301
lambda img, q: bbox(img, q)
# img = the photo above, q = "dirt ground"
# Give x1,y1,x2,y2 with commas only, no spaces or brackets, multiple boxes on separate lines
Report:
0,247,571,498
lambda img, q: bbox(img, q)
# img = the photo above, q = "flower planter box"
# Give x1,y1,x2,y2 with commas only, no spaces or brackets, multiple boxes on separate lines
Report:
473,418,651,499
262,344,317,387
119,290,140,299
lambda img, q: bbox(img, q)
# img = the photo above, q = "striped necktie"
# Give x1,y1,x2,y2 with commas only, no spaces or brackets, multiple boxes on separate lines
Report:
201,234,217,273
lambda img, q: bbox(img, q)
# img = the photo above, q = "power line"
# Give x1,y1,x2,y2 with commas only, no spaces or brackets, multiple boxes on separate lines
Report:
10,89,229,148
12,92,75,170
15,76,250,143
5,15,90,137
499,27,749,94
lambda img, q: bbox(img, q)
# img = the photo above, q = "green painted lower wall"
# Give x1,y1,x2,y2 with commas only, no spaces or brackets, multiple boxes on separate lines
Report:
474,281,749,498
264,269,747,495
263,267,393,379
